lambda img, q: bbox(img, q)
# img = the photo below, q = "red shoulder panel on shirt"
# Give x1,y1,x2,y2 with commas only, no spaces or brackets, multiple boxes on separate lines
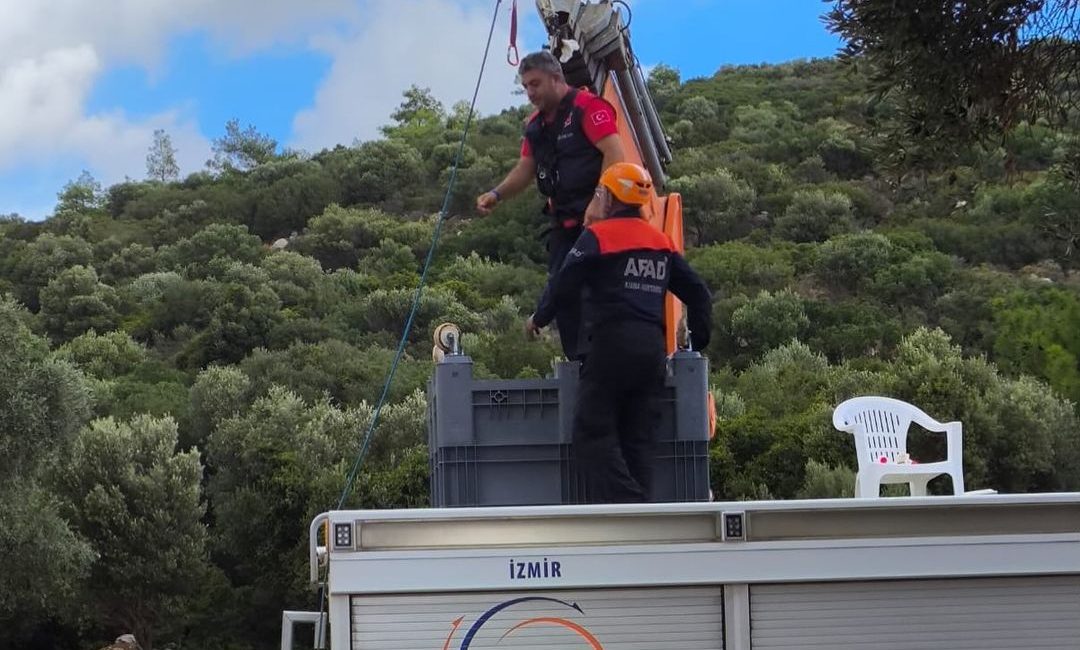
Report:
572,89,597,108
589,219,674,255
577,92,618,144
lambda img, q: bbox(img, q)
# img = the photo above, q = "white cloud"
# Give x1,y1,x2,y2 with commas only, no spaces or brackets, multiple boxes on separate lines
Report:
291,0,531,150
0,45,210,192
0,46,101,166
0,0,354,175
0,0,547,213
0,0,353,66
69,111,210,182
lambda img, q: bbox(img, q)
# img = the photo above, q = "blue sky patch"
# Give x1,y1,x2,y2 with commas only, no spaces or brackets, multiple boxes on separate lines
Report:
86,31,332,146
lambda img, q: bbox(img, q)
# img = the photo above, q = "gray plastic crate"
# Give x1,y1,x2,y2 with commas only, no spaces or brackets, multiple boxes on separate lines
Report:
430,443,584,507
427,350,711,507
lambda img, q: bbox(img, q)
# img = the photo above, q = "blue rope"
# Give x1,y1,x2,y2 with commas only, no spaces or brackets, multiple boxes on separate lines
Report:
317,7,507,644
335,0,505,510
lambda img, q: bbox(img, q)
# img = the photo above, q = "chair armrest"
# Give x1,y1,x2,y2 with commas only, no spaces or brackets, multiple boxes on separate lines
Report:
910,407,952,433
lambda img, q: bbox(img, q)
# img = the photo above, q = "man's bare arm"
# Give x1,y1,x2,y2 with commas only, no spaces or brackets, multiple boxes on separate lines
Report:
583,135,629,224
595,133,626,168
477,156,537,215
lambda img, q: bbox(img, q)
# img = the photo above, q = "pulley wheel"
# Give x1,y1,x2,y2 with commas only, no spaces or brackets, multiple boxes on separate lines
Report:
433,322,462,353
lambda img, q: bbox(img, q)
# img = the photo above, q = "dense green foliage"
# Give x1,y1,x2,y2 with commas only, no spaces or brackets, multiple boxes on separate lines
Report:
1,54,1079,649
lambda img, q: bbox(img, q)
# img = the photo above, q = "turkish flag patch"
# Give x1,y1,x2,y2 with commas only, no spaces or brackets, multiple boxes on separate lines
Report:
591,110,612,126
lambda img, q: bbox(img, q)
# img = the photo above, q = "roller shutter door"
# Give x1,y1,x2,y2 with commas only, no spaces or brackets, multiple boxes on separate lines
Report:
750,575,1080,650
351,586,723,649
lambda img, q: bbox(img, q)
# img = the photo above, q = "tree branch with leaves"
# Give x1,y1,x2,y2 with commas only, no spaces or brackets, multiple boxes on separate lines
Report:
825,0,1080,169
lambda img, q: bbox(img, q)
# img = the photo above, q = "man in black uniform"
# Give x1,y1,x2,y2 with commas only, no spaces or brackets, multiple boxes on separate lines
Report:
476,50,625,361
529,162,713,503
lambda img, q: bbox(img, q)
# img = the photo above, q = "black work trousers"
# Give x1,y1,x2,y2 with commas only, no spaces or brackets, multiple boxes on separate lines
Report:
546,224,585,360
572,320,667,504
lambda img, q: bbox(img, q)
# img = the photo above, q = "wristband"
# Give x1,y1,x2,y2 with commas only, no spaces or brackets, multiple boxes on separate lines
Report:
490,188,502,202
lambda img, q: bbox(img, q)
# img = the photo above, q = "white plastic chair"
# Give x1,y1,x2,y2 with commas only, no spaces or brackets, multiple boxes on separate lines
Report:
833,396,965,498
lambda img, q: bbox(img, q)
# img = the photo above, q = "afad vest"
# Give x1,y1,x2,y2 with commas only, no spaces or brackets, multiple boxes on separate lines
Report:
524,88,604,224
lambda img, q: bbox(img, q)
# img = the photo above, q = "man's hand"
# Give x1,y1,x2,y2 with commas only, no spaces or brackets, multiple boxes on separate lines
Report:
524,315,541,340
583,192,605,225
476,191,499,215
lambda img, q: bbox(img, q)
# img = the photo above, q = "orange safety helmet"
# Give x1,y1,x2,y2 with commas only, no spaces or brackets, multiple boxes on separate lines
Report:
599,162,653,206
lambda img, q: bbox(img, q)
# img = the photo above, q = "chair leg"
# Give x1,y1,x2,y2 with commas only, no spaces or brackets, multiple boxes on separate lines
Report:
950,471,965,495
855,473,877,498
908,478,931,497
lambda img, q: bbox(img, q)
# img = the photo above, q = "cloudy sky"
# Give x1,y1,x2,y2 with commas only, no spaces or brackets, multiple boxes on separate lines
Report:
0,0,842,220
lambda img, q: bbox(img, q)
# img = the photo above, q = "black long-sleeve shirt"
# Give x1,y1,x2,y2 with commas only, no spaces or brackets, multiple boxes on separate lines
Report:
534,213,713,351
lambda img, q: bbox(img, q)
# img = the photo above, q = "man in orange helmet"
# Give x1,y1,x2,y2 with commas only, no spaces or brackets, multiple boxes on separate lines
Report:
529,162,713,503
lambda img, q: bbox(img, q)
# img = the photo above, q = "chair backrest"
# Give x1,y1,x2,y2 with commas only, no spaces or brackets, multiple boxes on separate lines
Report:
833,396,918,466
